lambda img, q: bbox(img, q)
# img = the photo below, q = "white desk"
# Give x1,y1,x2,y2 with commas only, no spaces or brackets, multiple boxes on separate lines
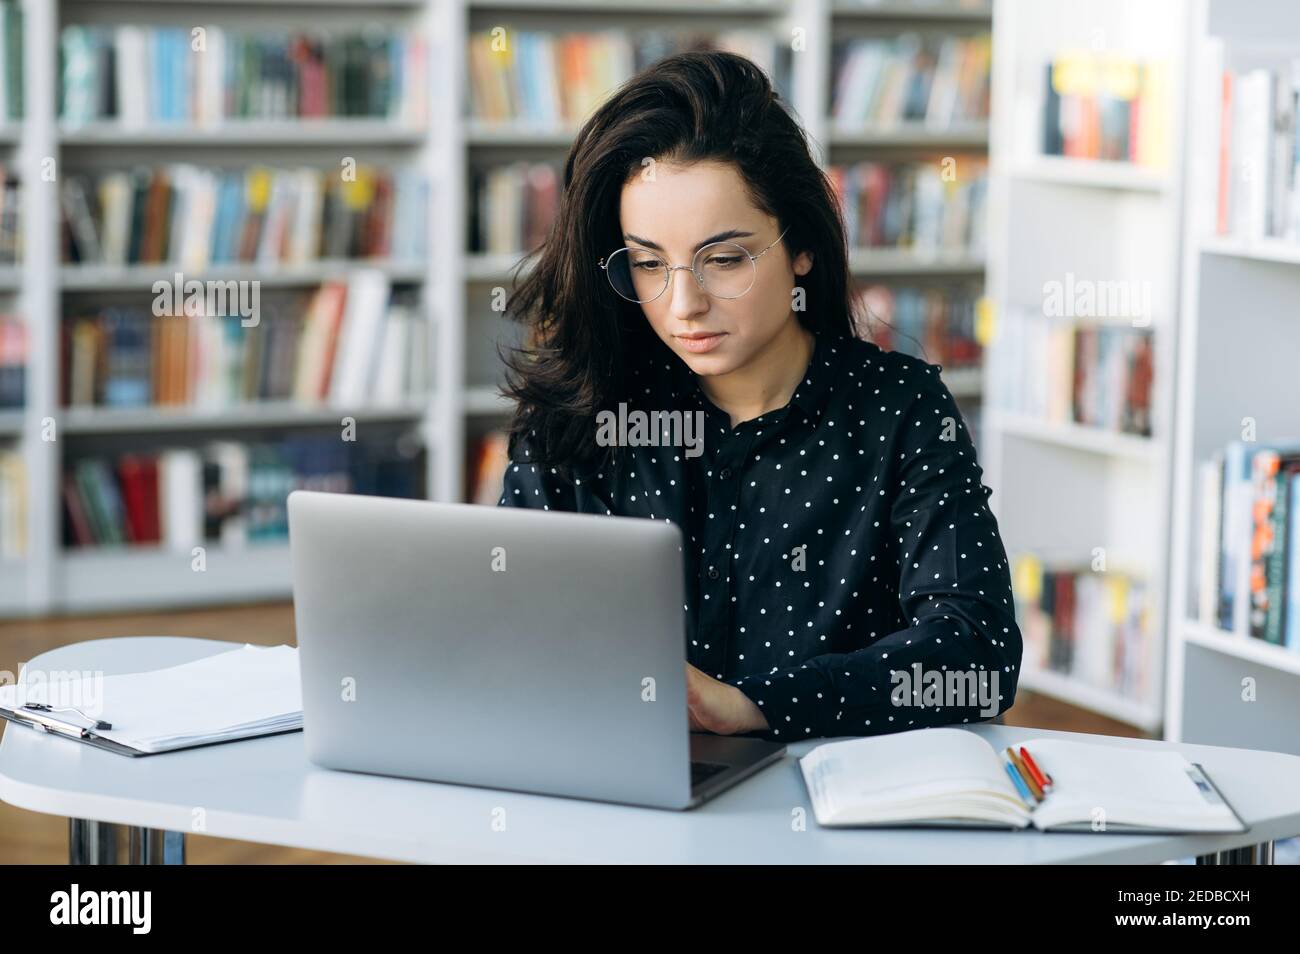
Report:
1,637,1296,864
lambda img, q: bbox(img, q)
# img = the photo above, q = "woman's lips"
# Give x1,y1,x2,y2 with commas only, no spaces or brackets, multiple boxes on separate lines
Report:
676,332,727,354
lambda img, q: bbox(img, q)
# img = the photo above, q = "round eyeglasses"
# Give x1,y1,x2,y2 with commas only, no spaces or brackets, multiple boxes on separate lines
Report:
598,226,790,304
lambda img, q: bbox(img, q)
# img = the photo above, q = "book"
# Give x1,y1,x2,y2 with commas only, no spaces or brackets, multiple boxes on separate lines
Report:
1196,456,1224,626
329,270,392,406
1289,472,1300,650
159,448,203,551
0,448,23,559
0,0,22,123
0,166,20,265
799,728,1246,833
0,314,24,407
468,429,511,505
117,454,160,545
1248,448,1300,642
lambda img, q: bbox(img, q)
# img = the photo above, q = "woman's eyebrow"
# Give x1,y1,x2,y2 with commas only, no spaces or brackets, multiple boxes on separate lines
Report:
622,229,756,253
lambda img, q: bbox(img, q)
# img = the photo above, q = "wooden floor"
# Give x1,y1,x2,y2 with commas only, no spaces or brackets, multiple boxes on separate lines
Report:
0,601,1145,864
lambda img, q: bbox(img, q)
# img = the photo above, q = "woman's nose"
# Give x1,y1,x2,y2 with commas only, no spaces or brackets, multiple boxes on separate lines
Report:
666,266,708,318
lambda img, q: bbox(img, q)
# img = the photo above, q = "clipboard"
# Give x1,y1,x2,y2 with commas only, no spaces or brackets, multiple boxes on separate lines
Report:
0,701,147,757
0,701,301,758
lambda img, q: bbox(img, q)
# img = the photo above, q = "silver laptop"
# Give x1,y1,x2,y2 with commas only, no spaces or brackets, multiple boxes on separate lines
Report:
287,490,786,810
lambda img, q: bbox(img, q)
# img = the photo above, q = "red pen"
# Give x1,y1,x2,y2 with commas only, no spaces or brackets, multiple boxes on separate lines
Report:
1019,746,1053,793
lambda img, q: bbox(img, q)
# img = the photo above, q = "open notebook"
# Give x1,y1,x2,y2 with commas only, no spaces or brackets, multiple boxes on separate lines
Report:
800,729,1248,833
0,644,302,756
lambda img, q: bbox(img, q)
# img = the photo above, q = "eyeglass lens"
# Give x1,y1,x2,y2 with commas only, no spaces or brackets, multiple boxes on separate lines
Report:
605,242,757,303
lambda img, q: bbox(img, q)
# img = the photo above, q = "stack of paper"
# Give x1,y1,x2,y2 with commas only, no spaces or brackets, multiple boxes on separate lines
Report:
0,643,302,754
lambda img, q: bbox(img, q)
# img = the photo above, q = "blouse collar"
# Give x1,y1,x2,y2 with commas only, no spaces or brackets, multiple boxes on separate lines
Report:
667,326,844,427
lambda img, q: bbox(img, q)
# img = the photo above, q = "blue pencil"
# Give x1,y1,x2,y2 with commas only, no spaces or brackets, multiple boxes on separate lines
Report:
1004,760,1035,806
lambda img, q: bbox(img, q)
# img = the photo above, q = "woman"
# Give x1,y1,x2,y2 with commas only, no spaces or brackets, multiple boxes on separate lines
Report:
498,51,1021,742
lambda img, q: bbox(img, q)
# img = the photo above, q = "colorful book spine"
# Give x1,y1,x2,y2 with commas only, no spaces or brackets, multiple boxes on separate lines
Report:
1040,51,1170,169
62,281,428,411
62,165,426,267
1209,58,1300,241
830,158,987,254
1198,439,1300,654
0,0,23,123
1012,553,1151,698
854,283,983,371
467,28,782,125
470,161,562,256
59,24,426,125
990,311,1154,438
0,314,23,408
0,448,23,559
63,435,424,550
830,32,991,128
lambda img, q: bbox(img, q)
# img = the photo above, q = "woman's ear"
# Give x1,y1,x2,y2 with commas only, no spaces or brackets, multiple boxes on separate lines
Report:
793,250,813,277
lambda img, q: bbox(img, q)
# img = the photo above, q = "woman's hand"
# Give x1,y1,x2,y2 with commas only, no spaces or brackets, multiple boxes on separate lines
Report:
685,663,769,735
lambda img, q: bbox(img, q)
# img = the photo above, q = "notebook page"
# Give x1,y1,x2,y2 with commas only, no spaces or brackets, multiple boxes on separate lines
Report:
1022,738,1243,831
801,728,1028,825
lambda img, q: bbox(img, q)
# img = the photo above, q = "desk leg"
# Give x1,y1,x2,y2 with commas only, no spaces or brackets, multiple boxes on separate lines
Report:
69,818,120,864
1195,842,1274,864
69,819,186,865
129,827,186,865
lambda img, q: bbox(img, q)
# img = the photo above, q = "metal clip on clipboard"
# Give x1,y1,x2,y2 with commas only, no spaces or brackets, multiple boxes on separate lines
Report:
15,703,112,739
0,701,151,757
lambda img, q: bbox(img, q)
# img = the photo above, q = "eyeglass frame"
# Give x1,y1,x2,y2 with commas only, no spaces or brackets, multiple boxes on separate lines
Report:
597,225,791,303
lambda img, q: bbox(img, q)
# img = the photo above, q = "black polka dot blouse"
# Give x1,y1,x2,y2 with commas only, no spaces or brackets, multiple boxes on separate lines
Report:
497,330,1022,742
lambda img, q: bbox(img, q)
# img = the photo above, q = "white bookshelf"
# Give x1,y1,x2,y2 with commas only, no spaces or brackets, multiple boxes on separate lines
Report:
827,121,989,148
981,0,1192,731
1165,0,1300,756
3,0,994,615
59,402,428,435
1009,155,1170,192
985,411,1164,462
58,260,429,290
56,543,295,612
2,0,450,615
57,120,428,146
831,0,990,21
846,248,986,275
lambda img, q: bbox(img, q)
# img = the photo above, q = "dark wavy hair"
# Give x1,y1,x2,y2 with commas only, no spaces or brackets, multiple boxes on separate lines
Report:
501,50,859,473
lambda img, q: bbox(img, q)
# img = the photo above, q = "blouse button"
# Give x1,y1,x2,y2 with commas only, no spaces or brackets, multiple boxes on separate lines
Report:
706,566,721,581
719,468,733,480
